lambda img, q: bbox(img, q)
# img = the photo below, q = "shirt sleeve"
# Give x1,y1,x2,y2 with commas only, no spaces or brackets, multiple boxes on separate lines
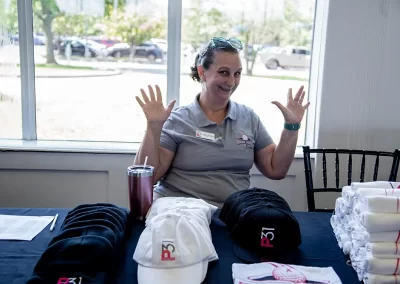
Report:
160,115,179,152
253,111,274,152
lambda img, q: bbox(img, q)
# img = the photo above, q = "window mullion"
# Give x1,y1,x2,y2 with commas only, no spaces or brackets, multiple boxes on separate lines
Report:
17,0,37,140
166,0,182,107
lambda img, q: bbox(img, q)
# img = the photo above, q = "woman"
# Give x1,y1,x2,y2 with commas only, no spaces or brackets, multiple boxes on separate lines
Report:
134,37,310,208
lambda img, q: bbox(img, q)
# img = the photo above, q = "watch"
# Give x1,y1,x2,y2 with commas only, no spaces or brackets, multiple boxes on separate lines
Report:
284,122,301,131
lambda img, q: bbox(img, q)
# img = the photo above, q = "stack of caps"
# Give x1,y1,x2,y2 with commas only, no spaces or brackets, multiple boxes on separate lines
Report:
133,197,219,284
219,188,302,263
27,203,130,284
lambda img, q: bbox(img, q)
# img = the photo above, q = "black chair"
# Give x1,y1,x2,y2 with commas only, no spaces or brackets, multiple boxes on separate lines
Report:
302,146,400,212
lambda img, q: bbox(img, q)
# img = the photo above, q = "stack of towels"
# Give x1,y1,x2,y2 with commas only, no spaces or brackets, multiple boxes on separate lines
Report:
331,181,400,284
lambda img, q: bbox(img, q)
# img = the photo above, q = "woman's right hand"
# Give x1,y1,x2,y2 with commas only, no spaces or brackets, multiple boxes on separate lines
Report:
135,85,176,124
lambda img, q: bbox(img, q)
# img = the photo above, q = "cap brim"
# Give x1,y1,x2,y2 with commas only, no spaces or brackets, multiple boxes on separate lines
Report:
138,261,208,284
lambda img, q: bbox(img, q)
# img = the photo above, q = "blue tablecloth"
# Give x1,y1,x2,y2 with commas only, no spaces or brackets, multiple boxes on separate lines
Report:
0,208,361,284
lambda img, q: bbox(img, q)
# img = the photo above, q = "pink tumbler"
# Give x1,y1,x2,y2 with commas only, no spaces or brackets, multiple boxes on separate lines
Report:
127,165,154,221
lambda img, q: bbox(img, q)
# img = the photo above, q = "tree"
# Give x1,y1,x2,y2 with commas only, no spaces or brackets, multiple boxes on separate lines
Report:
182,0,230,49
33,0,60,64
4,0,18,35
53,14,103,37
278,0,313,47
103,11,166,45
235,0,285,76
104,0,126,17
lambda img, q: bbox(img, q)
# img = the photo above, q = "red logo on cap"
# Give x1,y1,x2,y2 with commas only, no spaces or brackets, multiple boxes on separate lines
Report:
260,227,274,248
161,241,176,261
57,278,83,284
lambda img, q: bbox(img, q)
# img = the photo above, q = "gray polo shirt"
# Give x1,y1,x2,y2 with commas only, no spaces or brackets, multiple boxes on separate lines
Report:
154,94,274,208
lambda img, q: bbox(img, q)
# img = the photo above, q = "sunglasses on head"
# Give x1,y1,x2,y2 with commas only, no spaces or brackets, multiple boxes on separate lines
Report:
198,37,243,63
210,37,243,50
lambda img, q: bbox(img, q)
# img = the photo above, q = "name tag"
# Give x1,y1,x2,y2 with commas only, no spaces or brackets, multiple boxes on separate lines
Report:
196,130,215,141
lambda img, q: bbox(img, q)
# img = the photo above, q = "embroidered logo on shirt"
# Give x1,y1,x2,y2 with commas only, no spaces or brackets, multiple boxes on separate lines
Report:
236,130,254,149
161,240,176,261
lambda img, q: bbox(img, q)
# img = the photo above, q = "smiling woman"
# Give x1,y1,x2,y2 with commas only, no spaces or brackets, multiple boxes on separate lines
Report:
133,35,310,207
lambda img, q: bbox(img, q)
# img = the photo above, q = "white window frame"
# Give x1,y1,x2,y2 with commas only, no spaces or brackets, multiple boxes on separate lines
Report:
1,0,325,155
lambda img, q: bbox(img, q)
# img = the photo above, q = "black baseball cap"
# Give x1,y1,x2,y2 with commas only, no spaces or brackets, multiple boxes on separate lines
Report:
220,188,302,263
27,203,130,284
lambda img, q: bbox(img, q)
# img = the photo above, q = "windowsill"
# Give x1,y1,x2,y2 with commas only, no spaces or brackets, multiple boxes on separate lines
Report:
0,139,141,154
0,139,307,158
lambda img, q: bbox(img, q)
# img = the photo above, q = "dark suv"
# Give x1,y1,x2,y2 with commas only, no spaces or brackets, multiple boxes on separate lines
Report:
108,41,166,62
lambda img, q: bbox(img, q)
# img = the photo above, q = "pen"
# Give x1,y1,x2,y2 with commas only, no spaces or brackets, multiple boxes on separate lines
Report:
50,214,58,232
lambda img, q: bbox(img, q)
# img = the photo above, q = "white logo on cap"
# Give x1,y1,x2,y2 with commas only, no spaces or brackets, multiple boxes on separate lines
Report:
161,240,176,261
260,227,274,248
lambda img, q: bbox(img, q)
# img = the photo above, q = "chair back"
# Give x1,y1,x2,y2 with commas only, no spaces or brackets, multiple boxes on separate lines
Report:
302,146,400,212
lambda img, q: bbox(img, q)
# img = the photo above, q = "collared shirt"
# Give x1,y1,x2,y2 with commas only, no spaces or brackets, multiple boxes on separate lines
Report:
154,94,274,208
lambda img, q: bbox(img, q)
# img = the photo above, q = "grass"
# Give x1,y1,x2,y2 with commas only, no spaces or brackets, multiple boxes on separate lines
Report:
34,63,94,70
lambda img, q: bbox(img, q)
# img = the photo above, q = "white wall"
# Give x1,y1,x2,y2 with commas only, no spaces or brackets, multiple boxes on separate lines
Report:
1,0,399,211
312,0,400,208
0,151,308,210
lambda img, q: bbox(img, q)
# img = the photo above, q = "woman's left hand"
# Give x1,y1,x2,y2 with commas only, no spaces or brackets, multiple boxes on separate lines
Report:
271,85,310,124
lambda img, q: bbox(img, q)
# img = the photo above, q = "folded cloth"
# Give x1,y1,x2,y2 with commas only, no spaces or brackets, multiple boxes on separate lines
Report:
351,182,400,190
360,257,400,275
232,262,342,284
364,273,400,284
353,230,400,244
342,186,356,207
361,213,400,233
366,242,400,256
27,203,129,284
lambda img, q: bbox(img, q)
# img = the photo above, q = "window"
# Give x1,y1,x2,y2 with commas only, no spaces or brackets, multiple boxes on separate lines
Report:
180,0,315,146
0,0,22,139
0,0,318,150
31,0,168,143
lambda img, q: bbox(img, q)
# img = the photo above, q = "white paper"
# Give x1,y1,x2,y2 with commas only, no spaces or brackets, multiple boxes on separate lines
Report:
0,214,55,241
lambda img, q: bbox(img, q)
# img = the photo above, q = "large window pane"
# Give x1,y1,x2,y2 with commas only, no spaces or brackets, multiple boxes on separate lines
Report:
180,0,315,146
34,0,168,142
0,0,22,139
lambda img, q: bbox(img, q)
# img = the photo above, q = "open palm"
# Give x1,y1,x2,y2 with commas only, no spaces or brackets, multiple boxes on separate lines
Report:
136,85,176,124
272,86,310,124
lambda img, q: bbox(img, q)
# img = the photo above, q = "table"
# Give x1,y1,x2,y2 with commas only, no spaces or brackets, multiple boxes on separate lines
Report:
0,208,361,284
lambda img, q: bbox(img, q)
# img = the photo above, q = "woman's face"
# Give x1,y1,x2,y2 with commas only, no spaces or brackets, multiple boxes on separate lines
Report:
200,51,242,102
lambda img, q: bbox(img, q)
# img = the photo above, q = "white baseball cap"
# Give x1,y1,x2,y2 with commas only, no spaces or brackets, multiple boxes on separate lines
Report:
146,197,218,226
133,211,218,284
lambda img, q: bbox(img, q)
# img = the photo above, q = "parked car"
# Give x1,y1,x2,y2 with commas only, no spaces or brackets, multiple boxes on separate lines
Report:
134,41,166,62
107,41,166,62
107,43,131,58
90,38,121,48
59,39,108,58
260,46,311,69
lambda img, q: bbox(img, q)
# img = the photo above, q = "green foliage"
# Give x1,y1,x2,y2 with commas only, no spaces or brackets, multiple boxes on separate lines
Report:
33,0,60,22
182,0,231,49
104,0,126,17
53,14,103,36
102,11,166,44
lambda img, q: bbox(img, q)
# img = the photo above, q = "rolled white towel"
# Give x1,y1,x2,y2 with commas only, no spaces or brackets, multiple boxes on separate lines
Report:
357,188,400,199
353,229,400,244
342,186,355,207
361,196,400,213
363,257,400,275
364,273,400,284
366,242,400,256
361,213,400,233
351,181,400,190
